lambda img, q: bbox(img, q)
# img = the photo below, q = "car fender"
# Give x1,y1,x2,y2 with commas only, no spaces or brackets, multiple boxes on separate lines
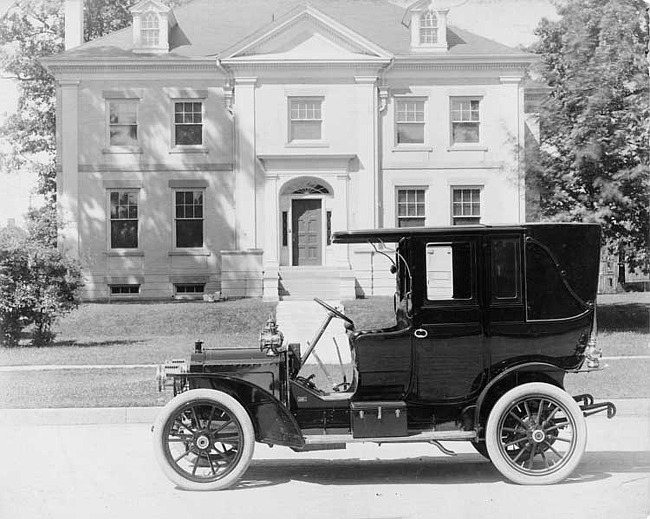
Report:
473,361,565,431
190,374,305,449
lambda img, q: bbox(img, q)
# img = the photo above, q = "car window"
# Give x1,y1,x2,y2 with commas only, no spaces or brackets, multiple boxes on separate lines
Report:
426,242,473,301
492,237,520,300
525,239,585,320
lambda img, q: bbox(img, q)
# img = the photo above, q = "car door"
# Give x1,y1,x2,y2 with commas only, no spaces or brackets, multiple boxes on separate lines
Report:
485,234,527,366
410,236,487,403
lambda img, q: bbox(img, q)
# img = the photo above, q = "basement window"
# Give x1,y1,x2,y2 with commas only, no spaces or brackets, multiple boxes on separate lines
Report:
175,284,205,294
110,285,140,295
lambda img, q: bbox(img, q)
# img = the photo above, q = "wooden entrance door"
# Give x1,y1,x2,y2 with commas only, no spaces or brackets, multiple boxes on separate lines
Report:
292,199,322,266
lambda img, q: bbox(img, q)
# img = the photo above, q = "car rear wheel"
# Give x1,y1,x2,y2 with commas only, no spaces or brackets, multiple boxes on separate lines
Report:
153,389,255,491
486,382,586,485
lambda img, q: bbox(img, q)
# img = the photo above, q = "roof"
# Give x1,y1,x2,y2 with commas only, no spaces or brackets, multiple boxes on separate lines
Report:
332,223,601,243
49,0,532,62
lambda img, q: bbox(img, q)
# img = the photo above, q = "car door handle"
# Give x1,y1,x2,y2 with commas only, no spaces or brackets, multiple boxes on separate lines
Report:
414,328,428,339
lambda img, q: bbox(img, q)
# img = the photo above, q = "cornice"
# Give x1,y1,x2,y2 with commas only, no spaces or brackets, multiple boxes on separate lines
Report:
43,58,220,75
76,163,233,173
219,58,391,70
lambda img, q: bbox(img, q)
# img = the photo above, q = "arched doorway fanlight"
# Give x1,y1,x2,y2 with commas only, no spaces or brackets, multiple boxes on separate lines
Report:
291,182,330,195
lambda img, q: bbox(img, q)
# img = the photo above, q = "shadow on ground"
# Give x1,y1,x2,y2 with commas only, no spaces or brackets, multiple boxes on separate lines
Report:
598,303,649,332
233,450,650,490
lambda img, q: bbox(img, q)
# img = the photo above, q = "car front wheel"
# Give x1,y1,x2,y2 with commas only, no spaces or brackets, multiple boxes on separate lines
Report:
153,389,255,491
485,382,587,485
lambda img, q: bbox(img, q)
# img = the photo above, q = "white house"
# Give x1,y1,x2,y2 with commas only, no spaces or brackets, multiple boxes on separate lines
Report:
44,0,539,301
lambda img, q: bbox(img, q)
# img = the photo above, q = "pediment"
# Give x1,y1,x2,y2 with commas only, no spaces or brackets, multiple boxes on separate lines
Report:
221,6,392,62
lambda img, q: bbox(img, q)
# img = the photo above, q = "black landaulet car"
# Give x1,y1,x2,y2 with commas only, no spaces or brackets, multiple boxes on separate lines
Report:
152,223,616,490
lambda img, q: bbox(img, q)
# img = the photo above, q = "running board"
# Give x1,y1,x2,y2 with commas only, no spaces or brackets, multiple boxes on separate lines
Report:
303,430,477,445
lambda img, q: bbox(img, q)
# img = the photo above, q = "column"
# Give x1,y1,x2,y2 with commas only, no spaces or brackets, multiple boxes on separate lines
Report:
500,76,525,223
59,80,80,258
355,76,378,228
233,77,257,249
262,174,280,301
335,173,355,299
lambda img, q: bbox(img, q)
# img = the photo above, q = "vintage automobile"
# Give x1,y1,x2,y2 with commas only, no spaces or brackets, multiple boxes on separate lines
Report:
153,223,616,490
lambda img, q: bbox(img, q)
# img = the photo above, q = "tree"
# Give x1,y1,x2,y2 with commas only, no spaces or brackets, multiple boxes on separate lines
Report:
530,0,650,274
0,0,191,238
0,238,83,346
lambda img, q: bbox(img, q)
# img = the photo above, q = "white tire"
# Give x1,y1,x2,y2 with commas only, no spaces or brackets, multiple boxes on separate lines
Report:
153,389,255,491
485,382,587,485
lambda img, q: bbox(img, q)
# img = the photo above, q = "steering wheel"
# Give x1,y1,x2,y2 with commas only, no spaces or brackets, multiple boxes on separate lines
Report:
313,298,354,326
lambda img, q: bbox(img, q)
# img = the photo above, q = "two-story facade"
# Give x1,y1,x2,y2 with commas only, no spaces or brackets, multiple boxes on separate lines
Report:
45,0,538,301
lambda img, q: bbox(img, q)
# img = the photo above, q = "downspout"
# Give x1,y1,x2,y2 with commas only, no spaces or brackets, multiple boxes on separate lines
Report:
376,58,394,229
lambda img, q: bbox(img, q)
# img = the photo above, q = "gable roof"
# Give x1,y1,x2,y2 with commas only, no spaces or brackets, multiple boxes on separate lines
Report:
48,0,530,62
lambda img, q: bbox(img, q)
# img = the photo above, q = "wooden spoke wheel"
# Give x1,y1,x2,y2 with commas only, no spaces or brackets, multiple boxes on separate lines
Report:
153,389,255,491
486,382,587,485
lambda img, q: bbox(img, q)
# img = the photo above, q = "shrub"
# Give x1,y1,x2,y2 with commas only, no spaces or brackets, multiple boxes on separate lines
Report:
0,242,82,346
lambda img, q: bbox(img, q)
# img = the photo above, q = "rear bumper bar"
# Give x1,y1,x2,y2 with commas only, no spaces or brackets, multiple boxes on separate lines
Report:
574,393,617,419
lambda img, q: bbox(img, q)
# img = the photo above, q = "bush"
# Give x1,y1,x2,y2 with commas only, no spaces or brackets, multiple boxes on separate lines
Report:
0,242,82,346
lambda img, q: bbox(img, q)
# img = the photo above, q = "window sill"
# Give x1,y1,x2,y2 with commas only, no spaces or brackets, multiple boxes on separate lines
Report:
169,147,209,155
447,145,488,152
392,145,432,153
105,250,144,257
102,147,143,155
285,141,330,149
169,250,211,257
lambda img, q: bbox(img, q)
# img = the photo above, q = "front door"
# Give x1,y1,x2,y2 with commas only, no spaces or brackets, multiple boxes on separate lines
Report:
292,199,322,266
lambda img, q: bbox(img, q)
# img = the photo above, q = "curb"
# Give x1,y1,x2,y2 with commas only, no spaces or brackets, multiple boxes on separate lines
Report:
0,399,647,427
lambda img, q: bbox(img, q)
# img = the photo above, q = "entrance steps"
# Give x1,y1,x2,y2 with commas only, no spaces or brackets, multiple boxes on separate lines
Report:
279,266,343,300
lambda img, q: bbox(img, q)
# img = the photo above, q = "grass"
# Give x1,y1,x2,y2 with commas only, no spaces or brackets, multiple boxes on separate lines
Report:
0,299,277,366
0,292,647,408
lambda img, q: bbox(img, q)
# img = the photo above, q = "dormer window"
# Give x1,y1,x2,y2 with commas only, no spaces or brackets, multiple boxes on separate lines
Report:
420,11,438,45
131,0,176,54
141,12,160,47
406,0,449,52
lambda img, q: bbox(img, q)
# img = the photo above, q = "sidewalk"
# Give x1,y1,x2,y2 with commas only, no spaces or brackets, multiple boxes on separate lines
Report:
275,299,350,364
0,399,647,426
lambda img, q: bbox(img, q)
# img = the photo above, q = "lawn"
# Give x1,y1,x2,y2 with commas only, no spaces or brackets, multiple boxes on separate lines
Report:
0,299,277,366
0,292,647,408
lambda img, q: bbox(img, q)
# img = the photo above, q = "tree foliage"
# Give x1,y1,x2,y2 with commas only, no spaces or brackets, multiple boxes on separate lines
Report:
0,238,83,346
0,0,191,218
531,0,649,272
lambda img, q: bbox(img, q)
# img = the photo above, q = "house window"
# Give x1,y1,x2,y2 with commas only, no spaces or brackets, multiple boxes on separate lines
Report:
175,284,205,294
282,211,288,246
420,11,438,44
397,188,426,227
289,98,322,141
451,188,481,225
396,98,425,145
326,210,332,245
174,102,203,146
451,98,481,144
175,191,204,248
109,190,138,249
110,285,140,295
109,101,138,147
141,12,160,47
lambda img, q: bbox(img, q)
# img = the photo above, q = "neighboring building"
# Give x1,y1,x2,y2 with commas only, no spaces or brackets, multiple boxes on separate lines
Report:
44,0,538,301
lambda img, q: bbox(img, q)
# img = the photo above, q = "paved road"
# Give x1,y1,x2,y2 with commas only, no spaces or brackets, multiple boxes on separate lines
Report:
1,411,648,519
